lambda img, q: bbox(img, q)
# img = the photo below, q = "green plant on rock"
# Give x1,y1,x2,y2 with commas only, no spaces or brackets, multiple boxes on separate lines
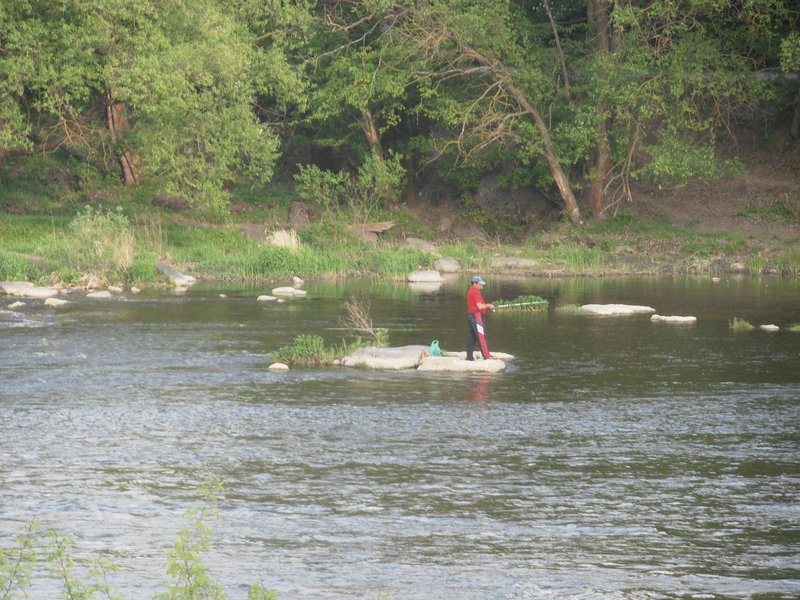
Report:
271,334,329,367
729,317,755,331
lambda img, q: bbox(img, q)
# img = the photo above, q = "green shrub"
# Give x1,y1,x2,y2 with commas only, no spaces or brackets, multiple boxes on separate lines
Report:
271,334,328,366
45,206,136,283
729,317,755,331
130,252,160,284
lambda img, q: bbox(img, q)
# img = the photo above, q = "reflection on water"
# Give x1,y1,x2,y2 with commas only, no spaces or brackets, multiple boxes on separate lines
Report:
1,276,799,599
467,375,492,403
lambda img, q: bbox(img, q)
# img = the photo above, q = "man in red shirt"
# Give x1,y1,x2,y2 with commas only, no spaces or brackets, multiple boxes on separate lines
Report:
466,276,495,360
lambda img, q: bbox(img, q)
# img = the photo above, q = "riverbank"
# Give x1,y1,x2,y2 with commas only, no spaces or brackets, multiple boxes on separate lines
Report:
1,151,798,289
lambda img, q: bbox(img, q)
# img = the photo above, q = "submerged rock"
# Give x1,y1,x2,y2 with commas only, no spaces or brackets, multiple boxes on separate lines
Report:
44,297,70,307
760,324,780,332
651,314,697,324
271,287,307,297
581,304,656,316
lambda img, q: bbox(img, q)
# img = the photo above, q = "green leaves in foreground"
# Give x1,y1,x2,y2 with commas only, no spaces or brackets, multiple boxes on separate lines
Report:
0,481,276,600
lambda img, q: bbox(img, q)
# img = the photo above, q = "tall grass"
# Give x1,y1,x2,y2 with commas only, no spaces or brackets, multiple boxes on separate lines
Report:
43,206,136,284
539,243,610,273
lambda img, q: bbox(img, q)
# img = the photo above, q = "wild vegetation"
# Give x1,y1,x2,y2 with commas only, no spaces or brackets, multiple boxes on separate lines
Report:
1,1,799,285
271,296,389,366
0,482,277,600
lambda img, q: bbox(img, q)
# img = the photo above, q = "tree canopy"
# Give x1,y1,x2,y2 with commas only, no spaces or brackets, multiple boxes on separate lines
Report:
1,0,797,219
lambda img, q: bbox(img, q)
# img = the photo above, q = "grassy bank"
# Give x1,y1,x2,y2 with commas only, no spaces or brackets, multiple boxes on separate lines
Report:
1,153,799,288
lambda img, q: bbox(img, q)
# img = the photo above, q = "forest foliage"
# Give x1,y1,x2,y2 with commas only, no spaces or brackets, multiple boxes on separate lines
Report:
1,0,798,222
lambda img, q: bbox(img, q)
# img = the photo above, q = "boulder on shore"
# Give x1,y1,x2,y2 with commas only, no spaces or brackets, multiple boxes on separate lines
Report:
156,262,196,288
407,269,444,283
434,257,461,273
0,282,58,298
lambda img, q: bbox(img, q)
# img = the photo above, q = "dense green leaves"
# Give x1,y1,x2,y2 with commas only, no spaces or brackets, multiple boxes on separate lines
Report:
0,0,796,219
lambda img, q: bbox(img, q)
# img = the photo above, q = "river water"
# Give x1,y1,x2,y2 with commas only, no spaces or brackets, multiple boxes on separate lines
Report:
2,275,799,599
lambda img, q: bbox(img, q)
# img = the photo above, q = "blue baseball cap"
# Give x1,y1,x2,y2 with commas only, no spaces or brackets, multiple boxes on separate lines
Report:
471,276,486,285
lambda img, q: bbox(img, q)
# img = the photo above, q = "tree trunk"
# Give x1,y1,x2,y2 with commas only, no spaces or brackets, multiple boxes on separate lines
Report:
587,0,612,218
791,87,800,139
452,39,583,224
105,92,141,185
360,108,381,154
524,99,583,224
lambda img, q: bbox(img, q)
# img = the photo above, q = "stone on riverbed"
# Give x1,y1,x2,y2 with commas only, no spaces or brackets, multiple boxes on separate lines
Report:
271,287,307,297
44,297,70,307
581,304,656,316
651,314,697,324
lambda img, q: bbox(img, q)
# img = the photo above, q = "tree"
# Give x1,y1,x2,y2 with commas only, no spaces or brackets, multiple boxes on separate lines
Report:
572,0,789,216
0,0,292,213
386,0,586,223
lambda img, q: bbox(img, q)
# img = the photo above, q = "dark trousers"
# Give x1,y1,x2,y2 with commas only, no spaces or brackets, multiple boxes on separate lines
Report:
466,312,490,359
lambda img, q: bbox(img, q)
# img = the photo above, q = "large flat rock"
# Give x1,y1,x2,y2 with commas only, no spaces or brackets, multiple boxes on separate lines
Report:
447,351,515,361
418,356,506,373
340,345,430,369
340,346,514,371
0,282,58,298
